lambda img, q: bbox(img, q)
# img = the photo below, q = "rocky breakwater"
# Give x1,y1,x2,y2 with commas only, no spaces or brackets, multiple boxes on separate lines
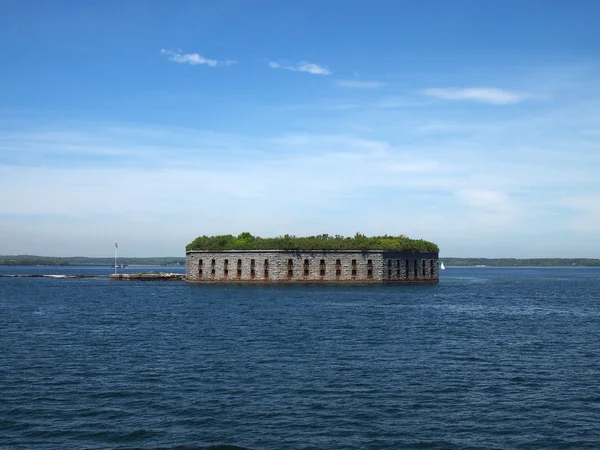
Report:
109,273,185,281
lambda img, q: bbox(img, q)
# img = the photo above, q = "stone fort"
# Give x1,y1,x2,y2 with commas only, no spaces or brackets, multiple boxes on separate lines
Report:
186,249,439,284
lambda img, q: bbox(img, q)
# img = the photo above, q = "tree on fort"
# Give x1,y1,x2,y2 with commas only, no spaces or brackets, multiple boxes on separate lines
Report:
186,233,439,253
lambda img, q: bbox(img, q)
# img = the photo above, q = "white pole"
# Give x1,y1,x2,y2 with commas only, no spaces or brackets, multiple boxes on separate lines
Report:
114,243,118,274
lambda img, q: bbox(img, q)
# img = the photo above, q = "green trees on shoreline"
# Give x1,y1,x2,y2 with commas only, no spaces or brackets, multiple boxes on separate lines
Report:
0,256,184,266
0,256,70,266
441,258,600,267
186,232,440,253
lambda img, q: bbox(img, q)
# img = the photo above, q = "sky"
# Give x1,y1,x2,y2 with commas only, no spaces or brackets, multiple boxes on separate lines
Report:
1,0,599,258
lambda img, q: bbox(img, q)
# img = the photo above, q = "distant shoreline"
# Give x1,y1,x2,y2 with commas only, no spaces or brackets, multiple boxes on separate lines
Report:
440,258,600,267
0,256,185,267
442,265,600,268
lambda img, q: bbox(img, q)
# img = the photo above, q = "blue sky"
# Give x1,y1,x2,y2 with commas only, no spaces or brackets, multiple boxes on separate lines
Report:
1,0,599,257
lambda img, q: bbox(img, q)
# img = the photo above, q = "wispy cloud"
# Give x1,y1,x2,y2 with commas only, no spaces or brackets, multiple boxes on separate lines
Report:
450,188,524,231
297,62,331,75
1,119,599,257
160,49,235,67
268,61,331,75
422,87,532,105
336,80,384,88
455,189,513,210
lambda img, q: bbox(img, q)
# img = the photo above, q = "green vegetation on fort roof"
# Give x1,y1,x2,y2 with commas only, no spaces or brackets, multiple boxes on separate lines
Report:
186,232,439,253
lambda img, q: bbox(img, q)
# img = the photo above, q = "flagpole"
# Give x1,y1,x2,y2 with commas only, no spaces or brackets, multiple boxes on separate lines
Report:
114,242,118,274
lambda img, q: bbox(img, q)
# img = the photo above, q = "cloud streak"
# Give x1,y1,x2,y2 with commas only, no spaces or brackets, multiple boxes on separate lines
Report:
268,61,331,75
422,87,532,105
160,49,235,67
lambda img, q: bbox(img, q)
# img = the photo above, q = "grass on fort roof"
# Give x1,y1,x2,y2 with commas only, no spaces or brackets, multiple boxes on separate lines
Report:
186,232,439,253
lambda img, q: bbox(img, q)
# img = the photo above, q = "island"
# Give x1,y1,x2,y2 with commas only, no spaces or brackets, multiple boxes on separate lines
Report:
186,233,440,284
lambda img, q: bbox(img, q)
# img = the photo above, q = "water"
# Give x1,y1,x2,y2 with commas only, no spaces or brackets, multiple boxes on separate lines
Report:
0,264,185,276
1,266,599,449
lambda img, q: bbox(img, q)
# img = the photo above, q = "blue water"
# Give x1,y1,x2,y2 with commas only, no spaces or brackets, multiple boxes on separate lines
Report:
1,266,599,449
0,264,185,276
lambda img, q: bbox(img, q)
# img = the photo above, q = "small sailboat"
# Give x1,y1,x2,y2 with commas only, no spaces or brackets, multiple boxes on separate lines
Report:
440,262,445,270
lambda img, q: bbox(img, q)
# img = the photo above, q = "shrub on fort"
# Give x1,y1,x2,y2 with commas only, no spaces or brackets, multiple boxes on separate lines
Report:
186,232,439,253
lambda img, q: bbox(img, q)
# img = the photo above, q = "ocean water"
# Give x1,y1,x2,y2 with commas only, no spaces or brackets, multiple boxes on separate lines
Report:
1,266,599,449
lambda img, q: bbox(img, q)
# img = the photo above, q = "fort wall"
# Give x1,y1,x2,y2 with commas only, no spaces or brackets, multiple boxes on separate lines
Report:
186,250,438,284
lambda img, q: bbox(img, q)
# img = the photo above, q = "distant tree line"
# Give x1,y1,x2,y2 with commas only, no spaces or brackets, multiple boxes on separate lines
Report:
186,232,440,253
0,256,70,266
0,256,185,266
442,258,600,267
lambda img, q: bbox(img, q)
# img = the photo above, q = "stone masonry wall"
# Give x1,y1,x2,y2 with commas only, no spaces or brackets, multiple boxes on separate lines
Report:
382,251,439,282
186,250,438,284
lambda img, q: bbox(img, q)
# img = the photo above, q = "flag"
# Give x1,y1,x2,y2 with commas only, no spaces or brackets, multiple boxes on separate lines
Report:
115,242,118,248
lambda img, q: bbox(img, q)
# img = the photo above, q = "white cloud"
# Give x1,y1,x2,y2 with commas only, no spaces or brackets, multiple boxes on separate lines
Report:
422,87,532,105
451,189,526,231
0,127,454,255
160,49,231,67
336,80,384,88
268,60,331,75
296,62,331,75
455,189,513,210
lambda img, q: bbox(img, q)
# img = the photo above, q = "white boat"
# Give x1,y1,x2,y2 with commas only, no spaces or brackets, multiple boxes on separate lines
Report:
440,262,445,270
